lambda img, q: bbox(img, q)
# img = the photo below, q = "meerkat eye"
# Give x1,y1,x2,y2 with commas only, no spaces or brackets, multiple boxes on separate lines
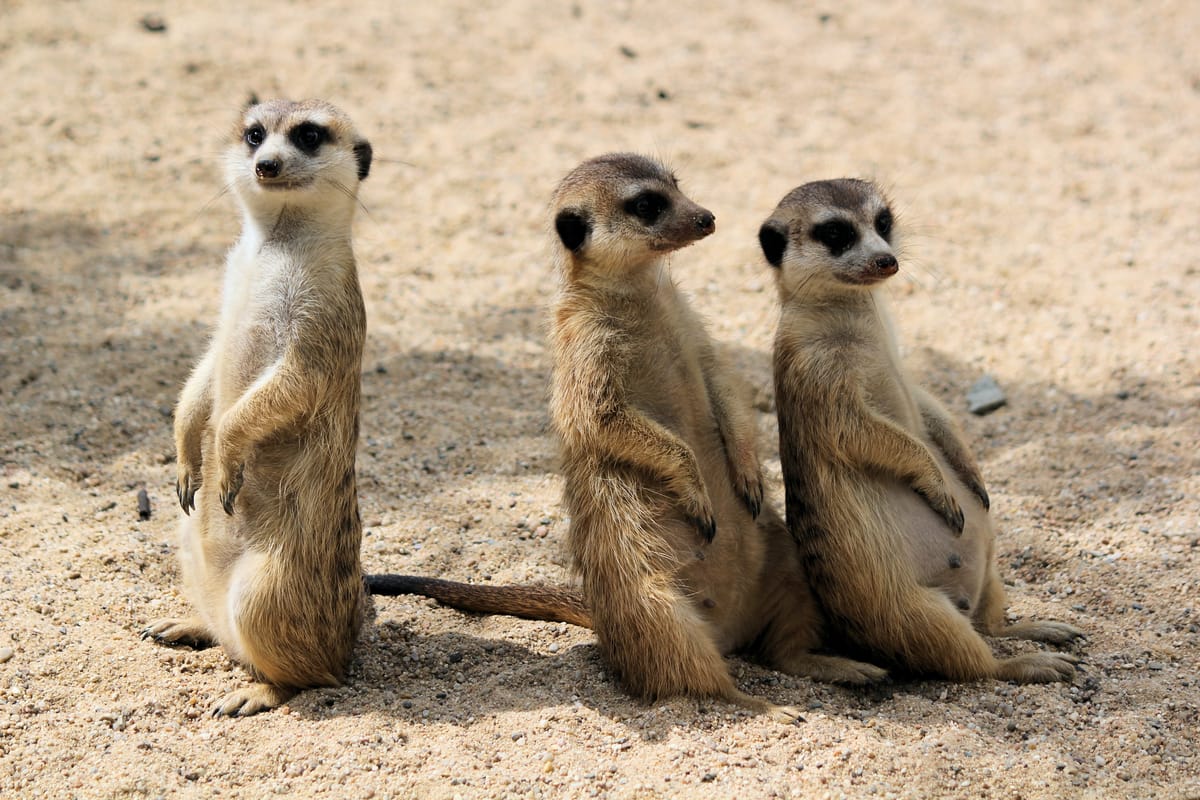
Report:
625,191,669,225
811,219,858,257
289,122,328,154
244,125,265,149
875,208,893,241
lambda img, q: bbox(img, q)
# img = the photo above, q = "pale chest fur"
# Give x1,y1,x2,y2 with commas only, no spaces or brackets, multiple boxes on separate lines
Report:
212,236,304,415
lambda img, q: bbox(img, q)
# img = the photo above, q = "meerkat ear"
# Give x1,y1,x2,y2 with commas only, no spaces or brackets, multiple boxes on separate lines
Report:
555,209,591,252
353,140,373,181
758,220,788,268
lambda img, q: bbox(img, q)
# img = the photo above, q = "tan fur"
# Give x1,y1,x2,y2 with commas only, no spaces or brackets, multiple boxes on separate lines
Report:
761,179,1083,684
371,157,888,720
367,575,592,628
143,100,373,715
454,155,885,722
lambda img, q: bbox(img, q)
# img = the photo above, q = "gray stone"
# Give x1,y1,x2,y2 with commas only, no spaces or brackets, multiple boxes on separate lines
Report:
967,375,1007,415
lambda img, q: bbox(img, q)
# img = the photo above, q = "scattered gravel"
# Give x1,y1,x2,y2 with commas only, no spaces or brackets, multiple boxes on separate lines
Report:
1,2,1196,799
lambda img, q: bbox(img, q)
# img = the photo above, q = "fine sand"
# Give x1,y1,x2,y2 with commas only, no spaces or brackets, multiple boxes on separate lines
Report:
1,2,1197,798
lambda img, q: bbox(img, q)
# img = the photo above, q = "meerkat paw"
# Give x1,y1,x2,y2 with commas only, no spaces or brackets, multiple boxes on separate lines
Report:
965,477,990,511
777,653,889,686
210,683,297,717
732,465,764,519
996,620,1085,645
917,486,964,535
677,483,717,542
994,651,1079,684
142,617,216,650
175,466,201,514
723,441,764,518
822,659,889,686
216,462,245,516
684,501,717,543
766,703,805,724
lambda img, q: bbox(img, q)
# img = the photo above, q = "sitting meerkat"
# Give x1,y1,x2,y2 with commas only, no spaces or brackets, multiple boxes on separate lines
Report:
371,154,886,720
759,178,1083,684
142,99,373,715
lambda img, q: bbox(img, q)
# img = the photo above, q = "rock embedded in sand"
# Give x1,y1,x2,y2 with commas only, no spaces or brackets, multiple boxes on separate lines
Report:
967,375,1008,415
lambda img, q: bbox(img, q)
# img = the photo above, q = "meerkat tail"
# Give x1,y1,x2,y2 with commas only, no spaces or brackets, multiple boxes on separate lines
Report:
365,575,593,629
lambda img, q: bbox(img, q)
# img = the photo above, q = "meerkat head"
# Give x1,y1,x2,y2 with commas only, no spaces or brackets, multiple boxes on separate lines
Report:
224,99,372,219
551,153,715,279
758,179,898,300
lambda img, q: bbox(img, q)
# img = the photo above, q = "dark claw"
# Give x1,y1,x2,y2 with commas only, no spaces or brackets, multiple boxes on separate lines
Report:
917,488,964,535
220,465,244,515
176,478,198,514
690,514,717,543
972,482,991,511
141,626,211,650
741,480,764,519
744,493,761,519
945,504,965,535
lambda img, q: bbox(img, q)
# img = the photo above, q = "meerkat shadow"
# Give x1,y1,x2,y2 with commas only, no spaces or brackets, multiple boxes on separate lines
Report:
274,625,612,723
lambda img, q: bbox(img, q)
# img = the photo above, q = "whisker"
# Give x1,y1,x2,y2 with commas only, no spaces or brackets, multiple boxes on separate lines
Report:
321,176,372,220
372,157,417,169
189,181,236,225
782,269,819,309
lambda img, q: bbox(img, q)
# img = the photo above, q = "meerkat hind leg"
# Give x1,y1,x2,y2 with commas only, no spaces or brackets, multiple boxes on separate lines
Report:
992,620,1084,644
141,617,216,650
776,652,889,686
723,689,803,724
210,683,297,717
993,651,1079,684
974,566,1084,645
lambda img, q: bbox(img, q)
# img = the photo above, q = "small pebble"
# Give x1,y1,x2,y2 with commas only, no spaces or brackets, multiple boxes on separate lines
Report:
0,647,13,664
967,375,1007,415
139,14,167,32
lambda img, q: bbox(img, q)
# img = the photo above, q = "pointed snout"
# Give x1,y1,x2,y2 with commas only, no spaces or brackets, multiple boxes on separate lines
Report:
869,253,898,276
255,158,281,180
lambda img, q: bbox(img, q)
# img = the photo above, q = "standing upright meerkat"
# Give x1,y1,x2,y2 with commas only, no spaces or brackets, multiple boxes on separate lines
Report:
142,99,374,716
760,178,1083,683
370,154,886,722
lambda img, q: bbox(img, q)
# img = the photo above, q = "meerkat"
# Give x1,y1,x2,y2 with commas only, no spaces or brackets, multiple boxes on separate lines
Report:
760,178,1083,684
142,99,374,716
370,154,886,721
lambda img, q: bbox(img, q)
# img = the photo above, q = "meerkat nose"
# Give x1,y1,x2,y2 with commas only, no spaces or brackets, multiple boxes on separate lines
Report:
695,210,715,233
255,159,281,179
871,253,898,273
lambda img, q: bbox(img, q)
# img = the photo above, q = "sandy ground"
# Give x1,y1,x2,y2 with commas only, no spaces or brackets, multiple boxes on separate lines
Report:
2,1,1198,798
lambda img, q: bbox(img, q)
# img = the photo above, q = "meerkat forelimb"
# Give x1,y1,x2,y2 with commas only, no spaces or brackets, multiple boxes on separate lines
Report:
762,178,1082,685
143,99,374,715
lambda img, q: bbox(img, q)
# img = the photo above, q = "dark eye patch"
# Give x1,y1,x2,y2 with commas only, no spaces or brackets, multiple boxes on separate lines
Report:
244,124,265,149
289,122,329,154
624,191,670,225
810,218,858,257
875,208,893,241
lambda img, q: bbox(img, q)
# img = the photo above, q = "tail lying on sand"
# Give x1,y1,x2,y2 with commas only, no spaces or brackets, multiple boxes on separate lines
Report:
365,574,593,629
